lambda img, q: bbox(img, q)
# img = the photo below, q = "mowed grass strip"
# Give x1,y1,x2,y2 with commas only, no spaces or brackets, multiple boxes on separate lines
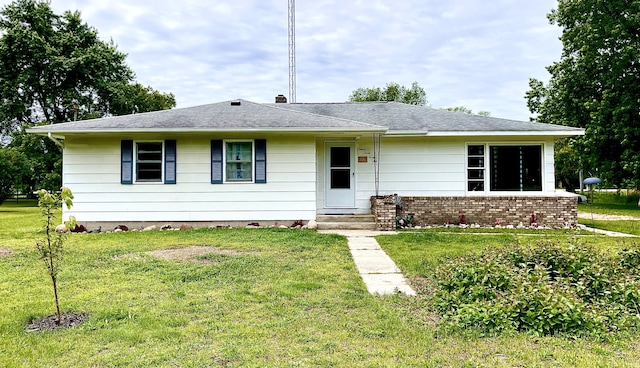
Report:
578,191,640,218
585,220,640,237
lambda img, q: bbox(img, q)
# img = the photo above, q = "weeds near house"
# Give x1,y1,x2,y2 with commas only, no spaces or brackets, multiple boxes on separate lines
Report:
35,188,75,325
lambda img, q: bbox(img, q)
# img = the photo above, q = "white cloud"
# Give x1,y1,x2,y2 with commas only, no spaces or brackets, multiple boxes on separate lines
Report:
0,0,562,120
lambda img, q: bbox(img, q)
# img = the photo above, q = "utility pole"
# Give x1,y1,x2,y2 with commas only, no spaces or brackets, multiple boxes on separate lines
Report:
288,0,296,103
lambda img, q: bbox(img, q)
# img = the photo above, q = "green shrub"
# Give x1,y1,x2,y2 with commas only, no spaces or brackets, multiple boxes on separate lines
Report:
434,250,512,313
620,247,640,270
433,240,640,336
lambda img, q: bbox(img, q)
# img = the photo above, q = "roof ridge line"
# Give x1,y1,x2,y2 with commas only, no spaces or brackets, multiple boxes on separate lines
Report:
263,101,387,129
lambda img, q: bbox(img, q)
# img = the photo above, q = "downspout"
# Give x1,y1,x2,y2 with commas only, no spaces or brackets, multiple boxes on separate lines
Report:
47,132,64,148
372,133,381,197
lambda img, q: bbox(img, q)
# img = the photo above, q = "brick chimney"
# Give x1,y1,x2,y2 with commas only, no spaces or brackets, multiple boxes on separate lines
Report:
275,94,287,103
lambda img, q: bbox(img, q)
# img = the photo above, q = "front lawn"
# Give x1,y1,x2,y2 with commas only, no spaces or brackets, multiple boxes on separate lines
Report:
1,201,639,367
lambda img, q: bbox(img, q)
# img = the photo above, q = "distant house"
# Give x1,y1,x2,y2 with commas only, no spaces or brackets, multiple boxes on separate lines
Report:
28,98,584,230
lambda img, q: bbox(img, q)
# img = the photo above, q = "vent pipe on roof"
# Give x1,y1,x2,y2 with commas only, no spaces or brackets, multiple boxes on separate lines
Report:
230,100,241,106
275,94,287,103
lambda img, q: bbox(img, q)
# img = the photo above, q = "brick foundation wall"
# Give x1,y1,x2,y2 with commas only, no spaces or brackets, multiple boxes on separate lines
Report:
370,195,397,231
371,195,578,229
398,196,578,227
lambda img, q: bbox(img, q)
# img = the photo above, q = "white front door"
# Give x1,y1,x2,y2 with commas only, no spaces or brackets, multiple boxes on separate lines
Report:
325,142,356,208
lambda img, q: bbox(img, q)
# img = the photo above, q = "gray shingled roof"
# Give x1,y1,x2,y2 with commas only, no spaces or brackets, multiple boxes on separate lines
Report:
28,99,583,136
28,99,386,133
274,102,583,133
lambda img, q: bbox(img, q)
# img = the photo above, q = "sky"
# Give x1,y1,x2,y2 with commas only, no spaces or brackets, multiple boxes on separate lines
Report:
3,0,564,121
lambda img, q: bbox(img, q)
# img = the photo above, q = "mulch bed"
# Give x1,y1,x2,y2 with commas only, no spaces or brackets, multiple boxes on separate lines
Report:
26,312,89,333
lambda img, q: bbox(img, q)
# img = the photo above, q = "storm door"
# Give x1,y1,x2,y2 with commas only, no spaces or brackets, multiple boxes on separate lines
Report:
325,142,355,208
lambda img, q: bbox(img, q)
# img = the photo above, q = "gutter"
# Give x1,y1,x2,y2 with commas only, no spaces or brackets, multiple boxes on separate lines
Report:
384,130,585,138
28,127,389,135
47,132,64,148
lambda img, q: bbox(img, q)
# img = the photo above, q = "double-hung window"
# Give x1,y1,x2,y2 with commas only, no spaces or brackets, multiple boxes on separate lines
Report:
121,140,176,184
225,141,253,182
467,144,542,192
136,142,163,182
211,139,267,184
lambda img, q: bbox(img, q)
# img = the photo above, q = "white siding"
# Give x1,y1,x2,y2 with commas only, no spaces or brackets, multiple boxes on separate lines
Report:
62,135,316,222
377,137,467,196
316,136,560,214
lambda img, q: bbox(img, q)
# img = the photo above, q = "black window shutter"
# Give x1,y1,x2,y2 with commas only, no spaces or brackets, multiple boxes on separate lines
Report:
211,140,223,184
255,139,267,183
121,140,133,184
164,140,177,184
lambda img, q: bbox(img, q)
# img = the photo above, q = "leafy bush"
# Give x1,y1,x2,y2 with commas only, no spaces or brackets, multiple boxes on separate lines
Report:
433,241,640,336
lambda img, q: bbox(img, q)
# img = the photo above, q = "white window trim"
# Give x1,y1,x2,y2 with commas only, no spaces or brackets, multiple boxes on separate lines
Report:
223,139,255,184
466,143,486,192
466,142,545,194
134,140,165,184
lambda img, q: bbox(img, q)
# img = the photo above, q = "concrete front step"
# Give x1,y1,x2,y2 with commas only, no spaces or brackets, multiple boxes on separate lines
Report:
316,222,377,231
316,215,377,230
316,215,375,223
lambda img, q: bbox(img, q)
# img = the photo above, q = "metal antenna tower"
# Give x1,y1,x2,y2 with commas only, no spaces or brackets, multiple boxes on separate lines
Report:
288,0,296,103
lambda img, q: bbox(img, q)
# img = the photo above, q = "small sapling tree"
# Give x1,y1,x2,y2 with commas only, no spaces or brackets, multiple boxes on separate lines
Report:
35,187,76,325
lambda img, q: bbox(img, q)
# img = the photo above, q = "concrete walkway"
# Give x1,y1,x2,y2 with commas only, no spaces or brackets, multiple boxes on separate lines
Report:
319,230,416,296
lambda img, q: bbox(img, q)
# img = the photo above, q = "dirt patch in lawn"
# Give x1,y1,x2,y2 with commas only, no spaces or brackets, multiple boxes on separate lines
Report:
147,245,255,261
0,247,14,257
112,253,146,261
26,312,89,332
115,245,256,264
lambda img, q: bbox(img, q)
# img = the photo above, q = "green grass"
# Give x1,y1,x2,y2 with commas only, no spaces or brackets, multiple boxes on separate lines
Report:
2,201,640,367
587,220,640,236
578,191,640,217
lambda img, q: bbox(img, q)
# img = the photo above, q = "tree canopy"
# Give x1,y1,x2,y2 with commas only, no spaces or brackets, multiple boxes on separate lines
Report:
442,106,491,117
348,81,427,106
526,0,640,188
0,0,176,192
0,0,175,134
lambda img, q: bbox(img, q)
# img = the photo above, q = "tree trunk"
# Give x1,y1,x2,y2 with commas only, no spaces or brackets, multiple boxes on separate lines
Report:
52,274,61,325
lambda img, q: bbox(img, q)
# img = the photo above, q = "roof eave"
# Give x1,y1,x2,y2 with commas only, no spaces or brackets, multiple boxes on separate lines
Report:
26,127,388,135
383,130,429,136
421,130,585,137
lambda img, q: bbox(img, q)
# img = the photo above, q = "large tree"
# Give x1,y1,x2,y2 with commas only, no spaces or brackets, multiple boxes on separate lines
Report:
0,0,175,191
348,81,427,106
526,0,640,189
